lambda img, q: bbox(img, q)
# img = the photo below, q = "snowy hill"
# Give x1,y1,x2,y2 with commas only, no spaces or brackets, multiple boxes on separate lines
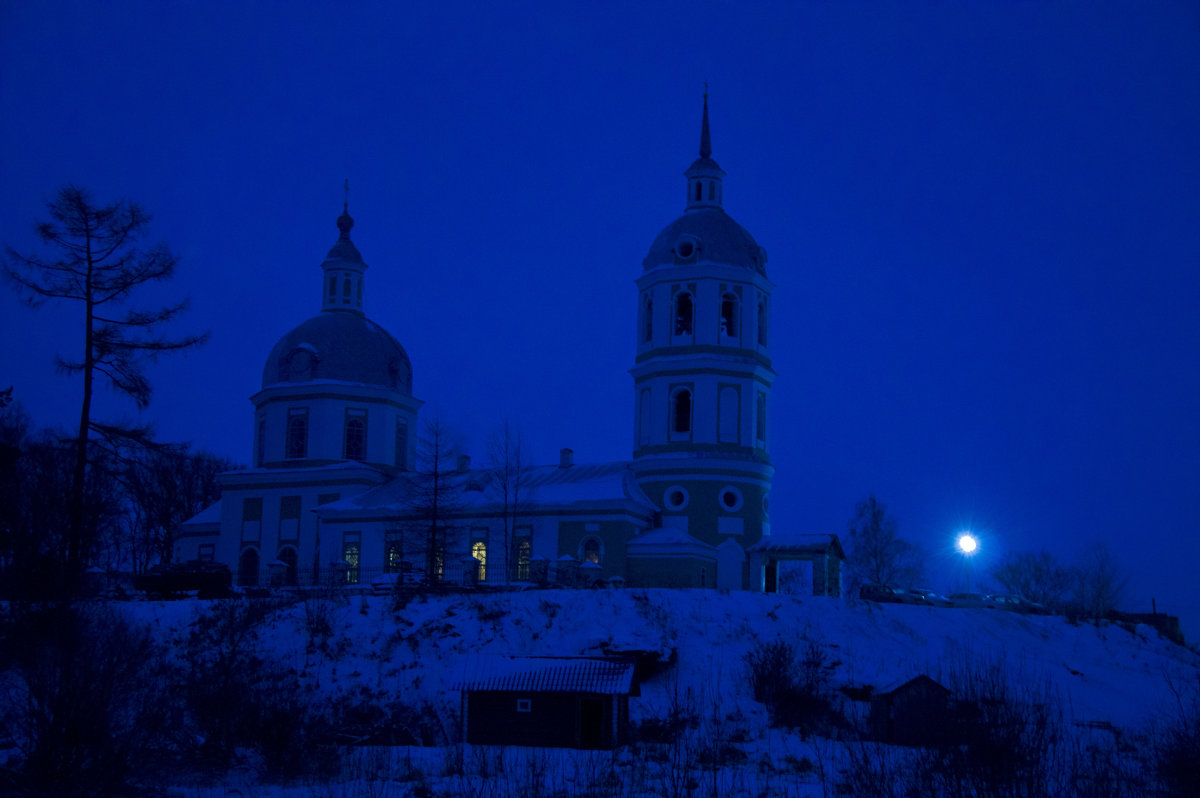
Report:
13,589,1200,796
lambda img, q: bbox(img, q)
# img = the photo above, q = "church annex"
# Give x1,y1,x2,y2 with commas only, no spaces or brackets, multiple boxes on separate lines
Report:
176,97,842,595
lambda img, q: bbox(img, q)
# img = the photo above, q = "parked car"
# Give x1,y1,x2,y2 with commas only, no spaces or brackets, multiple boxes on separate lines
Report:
135,561,233,598
370,568,429,595
905,588,953,608
859,584,907,603
948,592,994,609
990,594,1050,614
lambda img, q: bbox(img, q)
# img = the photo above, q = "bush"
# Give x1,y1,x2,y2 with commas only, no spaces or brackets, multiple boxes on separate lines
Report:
743,638,838,734
0,604,174,796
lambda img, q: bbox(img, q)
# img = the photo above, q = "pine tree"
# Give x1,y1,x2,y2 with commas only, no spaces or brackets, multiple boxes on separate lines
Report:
3,185,207,590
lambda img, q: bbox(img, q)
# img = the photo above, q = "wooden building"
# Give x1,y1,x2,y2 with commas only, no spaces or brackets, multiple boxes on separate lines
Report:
869,674,951,745
458,657,637,750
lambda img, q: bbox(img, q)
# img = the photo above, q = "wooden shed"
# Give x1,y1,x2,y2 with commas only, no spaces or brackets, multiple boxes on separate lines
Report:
869,674,951,745
457,656,637,750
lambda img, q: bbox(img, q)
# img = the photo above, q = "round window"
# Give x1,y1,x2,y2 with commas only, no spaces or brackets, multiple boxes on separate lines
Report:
719,486,744,512
664,486,689,511
676,239,694,258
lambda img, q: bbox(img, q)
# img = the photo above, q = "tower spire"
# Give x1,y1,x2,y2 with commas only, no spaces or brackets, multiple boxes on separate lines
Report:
699,84,712,158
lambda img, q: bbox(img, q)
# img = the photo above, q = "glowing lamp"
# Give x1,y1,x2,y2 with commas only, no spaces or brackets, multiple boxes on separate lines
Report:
956,533,979,555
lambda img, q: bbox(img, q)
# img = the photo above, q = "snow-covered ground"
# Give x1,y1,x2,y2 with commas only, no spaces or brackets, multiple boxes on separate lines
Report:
115,589,1199,796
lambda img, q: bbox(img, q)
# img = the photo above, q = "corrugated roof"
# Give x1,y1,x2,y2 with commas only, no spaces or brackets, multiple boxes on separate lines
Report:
456,657,636,695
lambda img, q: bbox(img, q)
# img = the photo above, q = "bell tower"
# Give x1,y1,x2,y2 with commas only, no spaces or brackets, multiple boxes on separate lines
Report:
630,92,776,589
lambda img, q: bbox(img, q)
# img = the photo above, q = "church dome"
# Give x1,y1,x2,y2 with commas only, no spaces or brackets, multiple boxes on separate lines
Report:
262,312,413,394
643,207,767,275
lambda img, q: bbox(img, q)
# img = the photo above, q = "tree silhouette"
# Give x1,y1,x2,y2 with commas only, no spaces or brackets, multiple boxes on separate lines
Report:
845,494,924,591
3,185,207,590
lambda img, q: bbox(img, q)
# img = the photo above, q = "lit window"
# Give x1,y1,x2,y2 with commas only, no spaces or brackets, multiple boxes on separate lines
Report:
583,538,601,565
286,408,308,459
674,293,693,336
472,540,487,582
515,537,532,581
385,528,404,573
344,409,367,461
672,389,692,434
343,532,361,584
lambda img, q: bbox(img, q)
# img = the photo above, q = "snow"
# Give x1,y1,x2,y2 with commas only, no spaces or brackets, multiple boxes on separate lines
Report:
105,589,1200,794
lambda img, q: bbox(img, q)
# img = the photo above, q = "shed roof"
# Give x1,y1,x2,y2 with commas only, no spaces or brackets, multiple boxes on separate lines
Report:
456,657,636,696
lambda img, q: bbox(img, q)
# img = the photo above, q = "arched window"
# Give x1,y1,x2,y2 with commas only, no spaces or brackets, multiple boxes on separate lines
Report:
238,548,259,587
756,393,767,444
674,292,693,336
708,181,715,201
757,299,769,347
642,295,653,342
328,275,337,298
695,182,702,201
673,389,692,434
277,546,298,586
583,538,601,565
720,293,739,339
286,408,308,459
471,540,487,583
344,409,366,461
638,389,652,446
515,539,532,581
719,386,738,442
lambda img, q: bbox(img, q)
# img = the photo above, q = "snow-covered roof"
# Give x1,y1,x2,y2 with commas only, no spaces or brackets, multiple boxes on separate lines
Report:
747,534,844,558
455,656,636,695
318,460,656,518
180,499,222,528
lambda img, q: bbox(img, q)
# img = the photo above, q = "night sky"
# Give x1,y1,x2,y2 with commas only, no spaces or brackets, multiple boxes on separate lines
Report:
2,2,1198,637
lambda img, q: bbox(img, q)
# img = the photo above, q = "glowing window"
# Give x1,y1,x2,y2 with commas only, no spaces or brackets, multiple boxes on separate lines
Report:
471,540,487,582
583,538,601,564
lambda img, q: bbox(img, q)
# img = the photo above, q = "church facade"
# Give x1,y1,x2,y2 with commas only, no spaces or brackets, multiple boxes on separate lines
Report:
177,98,841,595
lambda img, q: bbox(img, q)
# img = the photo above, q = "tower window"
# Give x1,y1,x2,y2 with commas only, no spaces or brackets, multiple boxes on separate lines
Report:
642,295,653,342
695,182,702,201
285,408,308,459
758,299,769,347
674,292,694,336
328,275,336,297
708,181,715,200
638,389,651,446
395,418,409,469
720,293,739,338
756,393,768,444
343,277,351,297
344,408,367,461
718,386,739,443
672,388,692,434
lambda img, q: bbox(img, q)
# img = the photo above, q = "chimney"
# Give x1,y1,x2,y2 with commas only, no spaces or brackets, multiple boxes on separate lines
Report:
456,454,471,473
559,448,574,468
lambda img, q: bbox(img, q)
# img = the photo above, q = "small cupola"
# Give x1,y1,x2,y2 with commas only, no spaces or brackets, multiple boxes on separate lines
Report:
684,90,726,211
320,180,368,314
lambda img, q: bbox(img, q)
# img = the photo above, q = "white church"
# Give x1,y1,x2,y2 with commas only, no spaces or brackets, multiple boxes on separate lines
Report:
177,97,843,596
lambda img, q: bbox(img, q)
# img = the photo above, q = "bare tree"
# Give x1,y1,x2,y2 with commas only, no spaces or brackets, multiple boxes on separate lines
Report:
117,446,235,574
395,416,467,584
3,186,207,590
844,494,924,592
486,421,533,584
991,550,1074,609
1072,541,1129,622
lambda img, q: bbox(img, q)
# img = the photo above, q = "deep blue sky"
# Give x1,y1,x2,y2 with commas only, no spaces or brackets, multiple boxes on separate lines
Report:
3,2,1198,635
